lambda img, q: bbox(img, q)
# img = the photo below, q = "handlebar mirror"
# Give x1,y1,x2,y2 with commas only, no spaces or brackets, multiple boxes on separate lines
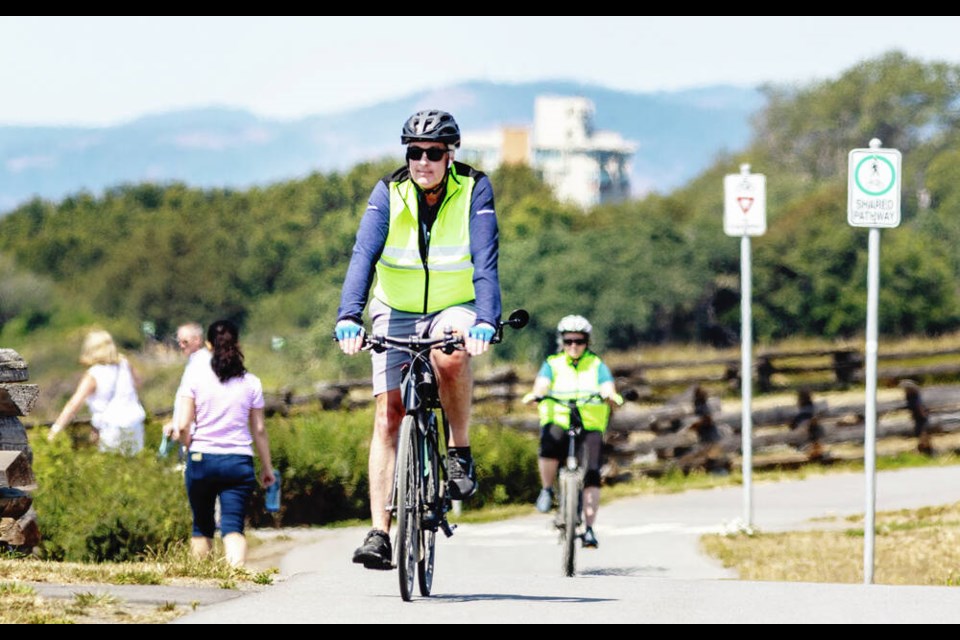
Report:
506,309,529,330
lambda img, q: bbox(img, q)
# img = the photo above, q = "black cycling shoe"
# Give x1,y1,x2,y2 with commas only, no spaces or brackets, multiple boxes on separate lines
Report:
447,453,478,500
582,526,599,549
352,529,393,570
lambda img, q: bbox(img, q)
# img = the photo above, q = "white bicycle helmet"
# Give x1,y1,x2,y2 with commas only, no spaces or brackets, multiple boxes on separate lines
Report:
556,314,592,335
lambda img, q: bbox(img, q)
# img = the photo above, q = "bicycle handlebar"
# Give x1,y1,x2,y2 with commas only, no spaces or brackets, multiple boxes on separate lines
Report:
334,308,529,355
530,393,607,407
362,330,463,355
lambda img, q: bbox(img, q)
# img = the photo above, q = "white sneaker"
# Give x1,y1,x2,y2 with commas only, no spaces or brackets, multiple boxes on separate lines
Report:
535,488,554,513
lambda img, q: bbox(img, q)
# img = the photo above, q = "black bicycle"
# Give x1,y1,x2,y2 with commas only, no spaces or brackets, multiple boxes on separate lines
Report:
531,392,606,577
361,309,529,601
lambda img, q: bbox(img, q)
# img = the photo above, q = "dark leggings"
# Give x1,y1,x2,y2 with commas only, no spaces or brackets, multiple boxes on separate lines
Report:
539,425,603,488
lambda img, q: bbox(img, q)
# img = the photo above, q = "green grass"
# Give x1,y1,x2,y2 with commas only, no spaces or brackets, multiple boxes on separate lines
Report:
252,570,277,585
0,582,36,596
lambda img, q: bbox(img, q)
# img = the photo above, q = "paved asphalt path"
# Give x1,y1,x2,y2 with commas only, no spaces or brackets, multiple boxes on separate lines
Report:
175,465,960,624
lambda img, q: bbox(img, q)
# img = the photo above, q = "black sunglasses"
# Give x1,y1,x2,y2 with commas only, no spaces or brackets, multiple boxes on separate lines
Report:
563,338,587,346
406,146,448,162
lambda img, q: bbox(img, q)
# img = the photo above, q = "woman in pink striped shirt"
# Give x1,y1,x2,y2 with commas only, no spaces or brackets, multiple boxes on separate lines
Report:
173,319,276,567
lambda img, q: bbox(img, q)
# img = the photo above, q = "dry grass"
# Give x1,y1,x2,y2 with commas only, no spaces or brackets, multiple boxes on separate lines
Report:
701,502,960,586
0,581,188,624
0,542,276,624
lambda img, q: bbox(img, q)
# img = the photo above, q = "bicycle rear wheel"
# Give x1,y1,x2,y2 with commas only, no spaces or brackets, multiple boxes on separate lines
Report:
396,415,419,601
418,413,441,596
560,470,579,577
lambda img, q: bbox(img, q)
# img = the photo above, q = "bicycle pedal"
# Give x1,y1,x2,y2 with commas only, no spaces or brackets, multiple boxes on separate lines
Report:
441,521,457,537
421,509,440,529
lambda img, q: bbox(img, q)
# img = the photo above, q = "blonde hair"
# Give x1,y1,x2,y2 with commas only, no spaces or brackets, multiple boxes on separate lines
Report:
79,330,120,366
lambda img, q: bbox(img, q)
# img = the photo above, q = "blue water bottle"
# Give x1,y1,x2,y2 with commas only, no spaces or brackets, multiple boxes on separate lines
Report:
158,434,171,458
265,476,281,513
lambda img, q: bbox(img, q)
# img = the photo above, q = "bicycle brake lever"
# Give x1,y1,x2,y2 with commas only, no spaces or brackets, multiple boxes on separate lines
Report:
441,341,464,355
363,336,387,353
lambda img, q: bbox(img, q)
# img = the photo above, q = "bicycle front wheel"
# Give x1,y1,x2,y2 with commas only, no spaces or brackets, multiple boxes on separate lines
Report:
560,470,579,577
396,414,419,601
418,414,441,596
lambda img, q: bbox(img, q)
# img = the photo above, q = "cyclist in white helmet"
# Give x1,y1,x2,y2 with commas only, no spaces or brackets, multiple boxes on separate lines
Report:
522,314,622,549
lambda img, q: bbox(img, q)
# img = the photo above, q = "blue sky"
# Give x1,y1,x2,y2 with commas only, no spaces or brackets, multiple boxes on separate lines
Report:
3,16,959,127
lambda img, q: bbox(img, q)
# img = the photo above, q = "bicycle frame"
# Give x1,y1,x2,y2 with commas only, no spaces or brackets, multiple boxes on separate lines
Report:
352,308,529,600
363,329,458,600
396,335,457,536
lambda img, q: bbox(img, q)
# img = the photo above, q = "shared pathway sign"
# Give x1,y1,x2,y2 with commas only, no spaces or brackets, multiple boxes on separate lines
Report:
847,139,902,585
847,146,901,228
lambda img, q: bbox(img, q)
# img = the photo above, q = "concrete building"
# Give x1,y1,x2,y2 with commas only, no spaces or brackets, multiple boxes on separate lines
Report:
459,95,636,209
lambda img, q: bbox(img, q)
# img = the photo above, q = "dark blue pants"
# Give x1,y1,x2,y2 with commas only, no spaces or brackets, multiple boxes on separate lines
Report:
185,452,256,537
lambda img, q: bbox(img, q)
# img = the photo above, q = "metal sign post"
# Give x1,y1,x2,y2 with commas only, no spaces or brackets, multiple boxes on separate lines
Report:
847,138,901,584
724,163,766,529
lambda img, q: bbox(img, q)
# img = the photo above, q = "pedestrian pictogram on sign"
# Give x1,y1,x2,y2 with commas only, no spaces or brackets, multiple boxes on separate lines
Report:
848,141,901,228
724,165,766,237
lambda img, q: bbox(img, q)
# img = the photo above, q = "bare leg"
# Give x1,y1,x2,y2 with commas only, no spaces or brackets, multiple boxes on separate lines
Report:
190,536,212,560
583,487,600,528
539,457,559,489
222,532,247,567
369,390,404,532
433,349,472,447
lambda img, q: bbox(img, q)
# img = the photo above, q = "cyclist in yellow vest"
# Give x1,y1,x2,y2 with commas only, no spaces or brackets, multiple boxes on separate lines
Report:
522,315,622,549
335,109,502,570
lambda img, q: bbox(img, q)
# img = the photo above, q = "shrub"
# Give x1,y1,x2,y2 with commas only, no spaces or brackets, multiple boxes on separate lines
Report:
249,408,541,524
248,408,373,527
31,427,191,562
27,407,544,555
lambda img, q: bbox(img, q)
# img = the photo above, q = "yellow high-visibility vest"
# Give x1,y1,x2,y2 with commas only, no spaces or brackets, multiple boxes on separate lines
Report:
538,352,610,432
373,166,476,313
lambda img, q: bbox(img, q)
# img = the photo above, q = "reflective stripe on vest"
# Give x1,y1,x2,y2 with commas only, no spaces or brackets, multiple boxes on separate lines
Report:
538,351,610,432
373,169,475,313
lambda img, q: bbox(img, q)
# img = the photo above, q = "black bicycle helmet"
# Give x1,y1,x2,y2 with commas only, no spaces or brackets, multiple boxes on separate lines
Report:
401,109,461,148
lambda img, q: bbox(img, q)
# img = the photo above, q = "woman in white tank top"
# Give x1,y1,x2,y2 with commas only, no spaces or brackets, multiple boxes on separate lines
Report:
49,330,146,455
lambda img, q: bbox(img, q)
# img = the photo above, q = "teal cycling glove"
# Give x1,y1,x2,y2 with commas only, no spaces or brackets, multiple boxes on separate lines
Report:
468,323,495,343
335,320,364,341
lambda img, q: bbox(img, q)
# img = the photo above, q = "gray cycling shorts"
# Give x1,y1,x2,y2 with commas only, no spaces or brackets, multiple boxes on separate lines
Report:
368,298,477,396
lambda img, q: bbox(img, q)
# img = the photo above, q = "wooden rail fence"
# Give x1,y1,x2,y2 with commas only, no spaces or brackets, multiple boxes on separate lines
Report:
0,349,41,550
249,345,960,415
22,345,960,483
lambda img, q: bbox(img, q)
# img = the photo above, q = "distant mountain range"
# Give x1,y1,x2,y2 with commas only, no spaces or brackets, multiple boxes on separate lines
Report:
0,81,766,214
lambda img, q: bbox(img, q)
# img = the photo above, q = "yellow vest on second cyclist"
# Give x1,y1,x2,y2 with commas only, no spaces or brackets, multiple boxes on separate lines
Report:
538,351,611,432
373,164,476,314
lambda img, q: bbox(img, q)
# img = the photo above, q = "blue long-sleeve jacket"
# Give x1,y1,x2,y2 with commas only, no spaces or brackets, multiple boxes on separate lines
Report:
336,163,502,328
